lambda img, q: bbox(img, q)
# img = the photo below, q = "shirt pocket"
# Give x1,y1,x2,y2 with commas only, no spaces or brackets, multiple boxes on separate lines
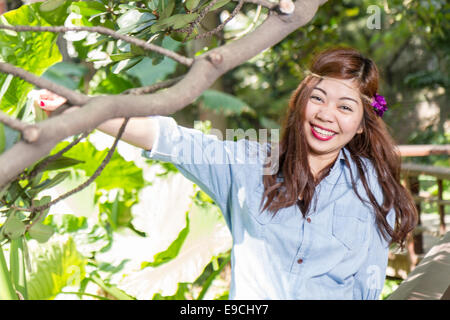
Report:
332,201,369,251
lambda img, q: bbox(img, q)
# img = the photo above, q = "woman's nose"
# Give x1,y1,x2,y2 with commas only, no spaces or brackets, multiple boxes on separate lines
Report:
315,103,335,122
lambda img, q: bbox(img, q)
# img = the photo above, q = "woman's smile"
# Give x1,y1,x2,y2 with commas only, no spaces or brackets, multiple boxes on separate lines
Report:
310,123,338,141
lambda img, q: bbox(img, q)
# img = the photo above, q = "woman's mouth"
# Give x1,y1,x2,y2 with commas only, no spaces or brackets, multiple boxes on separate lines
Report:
310,124,337,141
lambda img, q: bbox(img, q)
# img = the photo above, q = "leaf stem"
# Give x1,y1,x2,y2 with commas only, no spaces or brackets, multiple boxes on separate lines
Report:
0,244,18,300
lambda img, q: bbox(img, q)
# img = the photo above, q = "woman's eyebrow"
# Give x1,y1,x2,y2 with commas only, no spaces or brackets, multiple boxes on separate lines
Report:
313,87,358,104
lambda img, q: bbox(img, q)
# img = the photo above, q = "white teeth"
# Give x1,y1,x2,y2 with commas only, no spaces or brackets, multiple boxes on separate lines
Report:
313,126,336,136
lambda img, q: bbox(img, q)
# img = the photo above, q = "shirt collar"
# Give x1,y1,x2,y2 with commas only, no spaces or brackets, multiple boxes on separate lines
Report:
323,147,349,185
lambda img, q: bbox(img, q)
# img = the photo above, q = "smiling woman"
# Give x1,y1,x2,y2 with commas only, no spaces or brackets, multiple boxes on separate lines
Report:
36,47,418,300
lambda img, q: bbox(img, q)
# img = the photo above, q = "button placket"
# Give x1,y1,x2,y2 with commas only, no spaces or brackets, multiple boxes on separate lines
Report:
290,214,310,273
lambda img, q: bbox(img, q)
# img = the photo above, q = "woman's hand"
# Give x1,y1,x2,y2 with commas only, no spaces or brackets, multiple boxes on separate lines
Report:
33,89,78,116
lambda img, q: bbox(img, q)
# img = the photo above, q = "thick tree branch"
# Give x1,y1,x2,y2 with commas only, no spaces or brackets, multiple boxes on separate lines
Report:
0,0,327,188
0,25,193,67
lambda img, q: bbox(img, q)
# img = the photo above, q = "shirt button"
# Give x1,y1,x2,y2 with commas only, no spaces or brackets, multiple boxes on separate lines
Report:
306,217,311,223
297,258,303,264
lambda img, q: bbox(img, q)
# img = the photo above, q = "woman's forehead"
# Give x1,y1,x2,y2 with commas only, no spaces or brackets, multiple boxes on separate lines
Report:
314,78,362,100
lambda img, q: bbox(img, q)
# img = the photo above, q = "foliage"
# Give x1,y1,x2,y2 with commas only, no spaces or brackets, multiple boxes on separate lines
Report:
381,277,402,300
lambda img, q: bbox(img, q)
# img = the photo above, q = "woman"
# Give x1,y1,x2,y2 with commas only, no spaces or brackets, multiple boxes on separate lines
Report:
37,47,418,300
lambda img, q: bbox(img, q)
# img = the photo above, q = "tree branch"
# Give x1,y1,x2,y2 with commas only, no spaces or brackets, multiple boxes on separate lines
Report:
0,0,327,188
23,131,91,181
0,25,193,67
121,76,184,95
0,62,88,106
0,111,40,143
24,118,129,221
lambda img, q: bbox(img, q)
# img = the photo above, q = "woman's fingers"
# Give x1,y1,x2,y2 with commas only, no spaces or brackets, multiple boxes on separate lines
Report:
39,96,67,111
34,89,67,111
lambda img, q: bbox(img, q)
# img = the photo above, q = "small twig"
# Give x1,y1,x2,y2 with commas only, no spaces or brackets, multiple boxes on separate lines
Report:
0,25,193,67
22,118,129,219
24,131,91,181
193,0,246,40
121,76,184,95
0,110,40,143
179,0,221,39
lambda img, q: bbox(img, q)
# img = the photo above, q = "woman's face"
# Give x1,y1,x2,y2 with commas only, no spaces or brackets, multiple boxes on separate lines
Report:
303,77,364,158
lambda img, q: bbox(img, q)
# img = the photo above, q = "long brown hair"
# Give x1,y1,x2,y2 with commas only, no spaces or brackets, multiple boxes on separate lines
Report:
261,47,418,250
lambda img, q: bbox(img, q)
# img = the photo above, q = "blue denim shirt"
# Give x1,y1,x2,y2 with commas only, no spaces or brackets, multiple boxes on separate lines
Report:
141,116,396,300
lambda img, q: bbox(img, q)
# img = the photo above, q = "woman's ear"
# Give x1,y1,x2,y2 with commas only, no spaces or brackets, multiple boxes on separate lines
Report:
356,123,363,134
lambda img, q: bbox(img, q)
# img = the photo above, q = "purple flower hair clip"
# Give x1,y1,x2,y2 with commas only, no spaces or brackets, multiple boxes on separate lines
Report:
371,93,387,117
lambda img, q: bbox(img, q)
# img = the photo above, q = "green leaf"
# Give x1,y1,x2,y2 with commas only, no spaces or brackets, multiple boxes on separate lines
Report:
151,13,198,31
185,0,201,11
51,140,144,193
30,171,70,195
28,223,54,243
10,237,28,299
89,69,138,94
0,245,17,300
1,213,26,240
27,236,86,300
0,3,67,116
119,196,232,299
116,9,156,34
39,0,65,12
200,89,253,116
126,37,180,85
111,57,144,74
44,214,88,234
158,0,176,20
2,125,20,152
141,211,190,268
99,191,134,230
69,1,106,18
41,62,88,91
30,195,52,223
199,0,230,11
89,272,134,300
33,156,85,173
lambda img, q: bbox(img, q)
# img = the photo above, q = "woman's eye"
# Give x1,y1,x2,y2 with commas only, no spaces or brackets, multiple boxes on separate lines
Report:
311,95,323,102
340,105,353,111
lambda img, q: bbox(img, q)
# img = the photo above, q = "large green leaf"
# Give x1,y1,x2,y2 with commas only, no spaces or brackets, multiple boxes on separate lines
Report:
141,212,190,268
126,36,180,85
41,62,89,91
199,89,255,116
27,236,86,300
0,2,69,116
112,173,232,299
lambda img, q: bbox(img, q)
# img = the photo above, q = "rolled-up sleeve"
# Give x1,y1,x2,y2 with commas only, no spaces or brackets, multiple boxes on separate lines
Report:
141,116,269,229
353,206,395,300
